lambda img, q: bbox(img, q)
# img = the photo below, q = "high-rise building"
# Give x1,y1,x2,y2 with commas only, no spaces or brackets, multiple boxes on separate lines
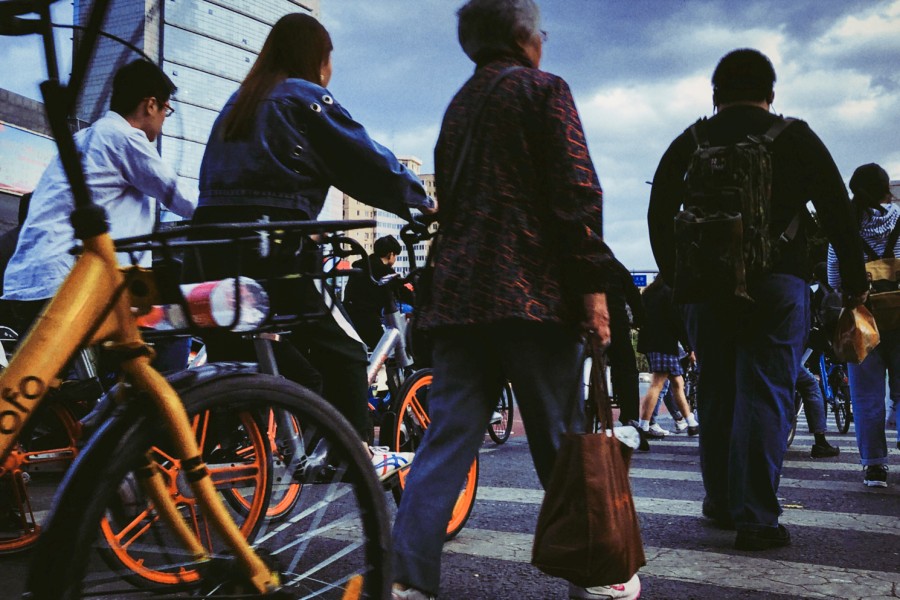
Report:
74,0,320,199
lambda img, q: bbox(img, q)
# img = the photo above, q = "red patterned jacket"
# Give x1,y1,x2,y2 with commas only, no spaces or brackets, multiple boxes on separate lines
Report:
418,57,614,330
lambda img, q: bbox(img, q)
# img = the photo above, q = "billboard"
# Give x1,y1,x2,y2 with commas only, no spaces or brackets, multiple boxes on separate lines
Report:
0,121,57,196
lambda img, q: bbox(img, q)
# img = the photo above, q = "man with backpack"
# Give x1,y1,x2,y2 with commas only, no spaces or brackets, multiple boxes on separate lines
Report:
647,48,867,550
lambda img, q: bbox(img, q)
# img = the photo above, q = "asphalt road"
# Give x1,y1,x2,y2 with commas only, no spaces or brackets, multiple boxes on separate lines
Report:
443,413,900,599
0,407,897,599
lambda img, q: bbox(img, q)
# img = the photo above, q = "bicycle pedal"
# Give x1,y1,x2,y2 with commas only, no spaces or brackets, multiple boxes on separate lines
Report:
197,551,288,597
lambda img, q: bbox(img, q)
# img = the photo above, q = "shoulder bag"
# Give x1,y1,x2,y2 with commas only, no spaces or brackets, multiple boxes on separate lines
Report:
531,343,645,587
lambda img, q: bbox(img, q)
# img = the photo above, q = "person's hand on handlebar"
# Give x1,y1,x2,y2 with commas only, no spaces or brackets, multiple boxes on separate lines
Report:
419,196,438,215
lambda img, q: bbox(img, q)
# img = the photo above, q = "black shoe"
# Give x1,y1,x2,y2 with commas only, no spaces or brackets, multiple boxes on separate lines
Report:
864,465,888,488
810,441,840,458
734,524,791,551
628,421,650,452
687,424,699,436
701,497,735,530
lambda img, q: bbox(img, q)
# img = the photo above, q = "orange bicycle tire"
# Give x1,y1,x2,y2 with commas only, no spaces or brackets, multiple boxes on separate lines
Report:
391,369,478,540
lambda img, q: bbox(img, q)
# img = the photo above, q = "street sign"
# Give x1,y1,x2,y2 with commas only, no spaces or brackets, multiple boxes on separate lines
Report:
632,274,647,287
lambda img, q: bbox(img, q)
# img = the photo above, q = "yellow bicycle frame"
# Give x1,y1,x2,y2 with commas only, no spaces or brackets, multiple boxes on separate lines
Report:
0,233,280,594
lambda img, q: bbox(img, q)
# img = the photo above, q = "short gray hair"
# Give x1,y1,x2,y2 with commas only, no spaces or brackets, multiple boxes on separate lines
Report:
457,0,541,64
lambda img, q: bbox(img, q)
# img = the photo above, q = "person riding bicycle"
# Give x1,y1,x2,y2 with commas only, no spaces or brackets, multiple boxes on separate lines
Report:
343,235,415,351
192,13,436,480
0,60,196,335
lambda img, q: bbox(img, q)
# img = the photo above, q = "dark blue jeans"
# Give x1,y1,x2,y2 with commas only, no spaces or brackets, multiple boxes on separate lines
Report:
683,274,808,531
392,321,583,595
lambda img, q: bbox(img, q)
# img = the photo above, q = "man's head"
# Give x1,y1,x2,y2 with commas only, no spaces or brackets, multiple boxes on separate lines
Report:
373,235,402,266
457,0,543,68
711,49,776,108
110,60,177,142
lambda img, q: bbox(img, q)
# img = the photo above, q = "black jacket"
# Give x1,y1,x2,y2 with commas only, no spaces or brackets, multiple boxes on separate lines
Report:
637,280,689,355
648,105,867,296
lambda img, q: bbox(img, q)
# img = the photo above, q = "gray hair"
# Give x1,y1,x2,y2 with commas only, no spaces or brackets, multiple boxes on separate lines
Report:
457,0,541,64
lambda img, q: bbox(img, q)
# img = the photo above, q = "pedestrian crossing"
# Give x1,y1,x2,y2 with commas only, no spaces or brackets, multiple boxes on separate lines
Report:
440,423,900,599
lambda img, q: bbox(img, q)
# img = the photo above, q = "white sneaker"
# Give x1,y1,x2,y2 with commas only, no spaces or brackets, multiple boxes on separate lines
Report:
392,584,436,599
569,574,641,599
673,419,688,433
489,411,503,424
370,446,414,481
646,423,669,438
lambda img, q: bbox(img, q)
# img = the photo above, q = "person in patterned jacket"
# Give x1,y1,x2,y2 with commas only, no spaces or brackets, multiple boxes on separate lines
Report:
391,1,631,599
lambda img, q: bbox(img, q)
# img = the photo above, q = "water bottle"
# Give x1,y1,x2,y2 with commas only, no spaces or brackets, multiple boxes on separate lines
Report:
137,277,269,332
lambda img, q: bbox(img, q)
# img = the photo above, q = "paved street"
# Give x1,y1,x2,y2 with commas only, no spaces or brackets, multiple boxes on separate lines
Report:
428,412,900,599
0,410,897,599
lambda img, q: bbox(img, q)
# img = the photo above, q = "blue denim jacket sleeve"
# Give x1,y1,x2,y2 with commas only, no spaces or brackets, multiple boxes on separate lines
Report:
200,79,428,221
278,81,427,220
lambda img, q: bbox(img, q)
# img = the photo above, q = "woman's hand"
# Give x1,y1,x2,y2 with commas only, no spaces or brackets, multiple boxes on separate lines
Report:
582,292,611,349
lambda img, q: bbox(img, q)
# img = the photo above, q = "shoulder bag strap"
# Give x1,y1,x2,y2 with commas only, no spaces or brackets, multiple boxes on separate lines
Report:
447,65,523,199
426,65,523,269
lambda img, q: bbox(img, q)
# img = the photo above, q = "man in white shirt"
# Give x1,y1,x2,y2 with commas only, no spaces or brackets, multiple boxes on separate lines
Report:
1,59,196,333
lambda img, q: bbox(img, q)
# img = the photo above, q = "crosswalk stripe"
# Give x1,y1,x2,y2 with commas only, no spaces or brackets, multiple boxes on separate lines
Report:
639,436,860,449
628,467,900,496
634,451,869,472
476,487,900,533
444,528,900,599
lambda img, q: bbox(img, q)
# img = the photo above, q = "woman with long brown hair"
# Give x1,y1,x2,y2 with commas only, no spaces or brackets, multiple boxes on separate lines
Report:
195,13,435,479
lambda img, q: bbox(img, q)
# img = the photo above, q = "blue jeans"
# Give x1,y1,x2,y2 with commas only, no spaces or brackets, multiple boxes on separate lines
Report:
392,321,583,595
683,274,808,531
848,328,900,466
796,365,827,434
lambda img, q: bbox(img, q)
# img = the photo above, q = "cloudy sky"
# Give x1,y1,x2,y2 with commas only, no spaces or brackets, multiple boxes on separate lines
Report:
2,0,898,271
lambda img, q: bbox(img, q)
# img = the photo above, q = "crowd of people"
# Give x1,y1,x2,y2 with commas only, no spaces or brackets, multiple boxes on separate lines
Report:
0,0,896,598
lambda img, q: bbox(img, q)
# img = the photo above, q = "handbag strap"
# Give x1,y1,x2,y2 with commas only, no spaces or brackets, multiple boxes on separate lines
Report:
423,65,523,272
447,65,523,199
587,344,615,431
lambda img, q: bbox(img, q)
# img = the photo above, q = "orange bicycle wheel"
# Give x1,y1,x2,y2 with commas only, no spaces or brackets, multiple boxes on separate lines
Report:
225,408,302,520
0,400,81,554
99,407,270,587
391,369,478,540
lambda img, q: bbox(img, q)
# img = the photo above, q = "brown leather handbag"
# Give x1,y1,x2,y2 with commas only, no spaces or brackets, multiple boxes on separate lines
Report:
531,345,645,587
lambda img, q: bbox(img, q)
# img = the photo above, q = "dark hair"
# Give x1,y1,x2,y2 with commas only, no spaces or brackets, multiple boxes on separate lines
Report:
110,60,176,116
223,13,333,140
849,163,890,222
373,235,402,258
457,0,541,66
712,49,776,105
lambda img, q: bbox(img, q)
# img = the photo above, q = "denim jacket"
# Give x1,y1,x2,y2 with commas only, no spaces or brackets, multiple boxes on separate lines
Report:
199,78,429,220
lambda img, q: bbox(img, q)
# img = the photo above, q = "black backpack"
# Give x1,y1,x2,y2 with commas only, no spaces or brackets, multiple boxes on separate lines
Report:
673,117,796,303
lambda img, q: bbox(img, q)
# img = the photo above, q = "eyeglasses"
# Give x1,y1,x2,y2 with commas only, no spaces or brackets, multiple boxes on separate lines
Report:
539,29,549,42
148,97,175,117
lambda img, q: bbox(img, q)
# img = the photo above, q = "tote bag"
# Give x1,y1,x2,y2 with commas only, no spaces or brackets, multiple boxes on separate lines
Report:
531,345,645,587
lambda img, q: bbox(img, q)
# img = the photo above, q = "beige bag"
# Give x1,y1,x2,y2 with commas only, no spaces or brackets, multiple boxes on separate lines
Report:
865,256,900,332
832,305,881,364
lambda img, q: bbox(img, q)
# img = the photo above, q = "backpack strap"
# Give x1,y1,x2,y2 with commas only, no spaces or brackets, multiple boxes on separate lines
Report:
860,238,881,261
689,118,709,149
881,218,900,259
760,116,795,144
767,117,800,246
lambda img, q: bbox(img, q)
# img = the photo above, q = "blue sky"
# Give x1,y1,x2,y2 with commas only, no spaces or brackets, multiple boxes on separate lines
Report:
2,0,898,271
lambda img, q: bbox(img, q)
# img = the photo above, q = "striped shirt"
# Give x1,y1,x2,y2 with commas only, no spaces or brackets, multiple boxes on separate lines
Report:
827,203,900,292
